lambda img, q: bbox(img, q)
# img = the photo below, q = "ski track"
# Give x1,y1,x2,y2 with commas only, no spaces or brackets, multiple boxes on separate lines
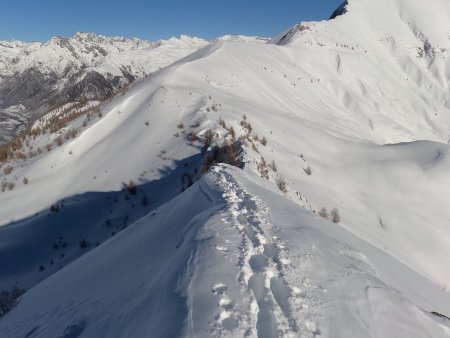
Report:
209,165,320,338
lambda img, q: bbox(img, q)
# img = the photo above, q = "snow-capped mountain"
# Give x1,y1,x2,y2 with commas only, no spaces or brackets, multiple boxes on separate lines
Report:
0,32,209,142
1,0,450,337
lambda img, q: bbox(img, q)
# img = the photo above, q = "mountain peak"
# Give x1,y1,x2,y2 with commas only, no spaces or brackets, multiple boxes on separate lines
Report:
329,1,348,20
273,0,450,48
72,32,147,45
73,32,101,41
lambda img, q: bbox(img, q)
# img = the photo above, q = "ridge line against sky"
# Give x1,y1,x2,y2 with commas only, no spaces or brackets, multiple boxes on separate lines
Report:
0,0,344,42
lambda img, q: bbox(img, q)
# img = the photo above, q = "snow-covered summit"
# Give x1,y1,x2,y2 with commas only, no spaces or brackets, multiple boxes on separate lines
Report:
277,0,450,47
0,32,207,77
72,32,144,45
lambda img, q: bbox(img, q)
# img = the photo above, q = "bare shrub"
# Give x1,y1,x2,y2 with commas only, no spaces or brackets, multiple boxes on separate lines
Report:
227,126,236,140
200,141,242,174
225,141,242,168
30,127,41,138
187,132,198,143
240,119,253,134
0,136,25,163
45,143,53,152
303,166,312,176
331,208,341,223
260,137,267,146
319,207,329,219
0,147,9,162
276,176,287,193
218,118,227,129
55,136,63,146
203,130,214,149
15,151,27,160
177,122,185,129
79,239,90,249
257,157,269,180
124,180,137,195
2,166,13,175
65,128,78,140
23,177,29,185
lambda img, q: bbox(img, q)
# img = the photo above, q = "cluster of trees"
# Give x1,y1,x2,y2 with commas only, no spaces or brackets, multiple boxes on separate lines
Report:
0,287,25,316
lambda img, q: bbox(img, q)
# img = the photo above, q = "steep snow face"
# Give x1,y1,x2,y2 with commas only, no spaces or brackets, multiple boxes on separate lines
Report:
272,0,450,145
0,33,209,141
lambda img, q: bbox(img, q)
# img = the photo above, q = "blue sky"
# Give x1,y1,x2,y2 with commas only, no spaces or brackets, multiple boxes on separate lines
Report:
0,0,344,42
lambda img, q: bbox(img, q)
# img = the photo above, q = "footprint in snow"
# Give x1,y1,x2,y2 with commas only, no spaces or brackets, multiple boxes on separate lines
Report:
211,283,240,332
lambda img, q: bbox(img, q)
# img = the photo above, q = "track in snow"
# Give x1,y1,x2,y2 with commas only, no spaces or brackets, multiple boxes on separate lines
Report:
211,165,305,337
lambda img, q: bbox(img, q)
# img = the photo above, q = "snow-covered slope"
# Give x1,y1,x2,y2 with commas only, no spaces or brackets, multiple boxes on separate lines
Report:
1,0,450,336
0,33,208,141
2,166,450,337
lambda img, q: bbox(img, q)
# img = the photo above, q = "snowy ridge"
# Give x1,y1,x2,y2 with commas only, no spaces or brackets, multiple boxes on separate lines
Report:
210,166,298,336
1,166,450,337
1,0,450,336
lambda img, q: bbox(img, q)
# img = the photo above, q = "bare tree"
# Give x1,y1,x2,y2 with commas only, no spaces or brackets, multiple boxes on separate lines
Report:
276,176,287,193
318,207,329,219
331,208,341,223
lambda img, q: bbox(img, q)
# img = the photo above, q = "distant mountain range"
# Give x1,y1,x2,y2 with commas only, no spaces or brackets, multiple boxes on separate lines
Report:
0,32,208,141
